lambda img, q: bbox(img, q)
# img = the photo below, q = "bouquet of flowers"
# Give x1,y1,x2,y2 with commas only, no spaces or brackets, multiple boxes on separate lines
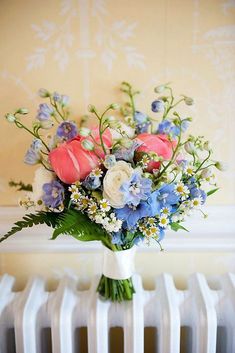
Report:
1,82,222,302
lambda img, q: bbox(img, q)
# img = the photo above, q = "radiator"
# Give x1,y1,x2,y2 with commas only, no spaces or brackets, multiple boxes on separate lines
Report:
0,273,234,353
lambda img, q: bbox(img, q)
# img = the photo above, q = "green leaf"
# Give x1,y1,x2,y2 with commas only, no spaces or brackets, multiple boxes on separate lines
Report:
207,188,219,197
0,212,59,244
170,222,189,232
51,209,108,242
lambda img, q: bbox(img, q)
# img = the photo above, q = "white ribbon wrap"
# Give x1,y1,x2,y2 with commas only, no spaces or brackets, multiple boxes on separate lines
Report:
102,247,136,280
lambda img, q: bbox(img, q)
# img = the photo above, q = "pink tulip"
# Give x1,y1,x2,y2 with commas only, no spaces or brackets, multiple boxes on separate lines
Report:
136,133,176,171
49,128,112,184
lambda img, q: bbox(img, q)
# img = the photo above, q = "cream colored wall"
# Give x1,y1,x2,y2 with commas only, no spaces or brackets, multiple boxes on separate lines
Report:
0,0,235,288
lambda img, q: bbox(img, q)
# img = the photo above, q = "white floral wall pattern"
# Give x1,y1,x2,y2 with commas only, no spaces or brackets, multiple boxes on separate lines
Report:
0,0,235,205
27,0,145,73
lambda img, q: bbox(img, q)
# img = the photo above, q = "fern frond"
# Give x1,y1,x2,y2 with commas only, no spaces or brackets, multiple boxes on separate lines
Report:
9,180,33,192
52,209,108,242
0,212,60,244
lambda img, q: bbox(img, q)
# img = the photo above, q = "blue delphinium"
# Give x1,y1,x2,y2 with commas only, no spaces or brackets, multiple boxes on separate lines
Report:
157,120,172,134
157,119,189,138
56,121,78,141
151,100,164,113
24,139,42,165
133,111,150,134
36,103,54,121
120,172,152,206
52,92,69,106
114,140,143,163
134,111,148,124
152,184,180,209
83,174,101,190
42,180,64,208
115,201,153,229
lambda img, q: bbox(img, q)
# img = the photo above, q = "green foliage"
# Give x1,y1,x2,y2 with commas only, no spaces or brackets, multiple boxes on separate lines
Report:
170,222,189,232
51,209,108,242
9,180,33,192
207,188,219,197
0,212,59,243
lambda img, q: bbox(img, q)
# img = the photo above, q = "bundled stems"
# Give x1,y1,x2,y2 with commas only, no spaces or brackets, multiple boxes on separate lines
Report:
97,275,135,302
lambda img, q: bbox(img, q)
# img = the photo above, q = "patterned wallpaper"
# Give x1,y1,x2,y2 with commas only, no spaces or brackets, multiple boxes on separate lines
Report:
0,0,235,205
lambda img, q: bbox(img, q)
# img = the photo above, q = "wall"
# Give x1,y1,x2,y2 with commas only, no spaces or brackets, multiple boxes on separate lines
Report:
0,0,235,294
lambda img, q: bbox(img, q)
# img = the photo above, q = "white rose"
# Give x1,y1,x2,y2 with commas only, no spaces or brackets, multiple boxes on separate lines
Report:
31,166,55,209
103,161,133,208
110,122,135,140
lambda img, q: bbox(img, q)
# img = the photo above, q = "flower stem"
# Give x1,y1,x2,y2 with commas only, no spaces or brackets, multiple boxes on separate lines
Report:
15,120,50,152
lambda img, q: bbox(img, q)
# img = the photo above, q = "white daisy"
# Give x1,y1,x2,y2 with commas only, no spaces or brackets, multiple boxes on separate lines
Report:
174,182,190,200
91,168,103,178
159,215,169,228
100,199,111,212
70,191,81,203
191,197,202,209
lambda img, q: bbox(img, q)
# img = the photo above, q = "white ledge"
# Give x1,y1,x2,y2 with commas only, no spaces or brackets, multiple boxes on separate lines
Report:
0,206,235,253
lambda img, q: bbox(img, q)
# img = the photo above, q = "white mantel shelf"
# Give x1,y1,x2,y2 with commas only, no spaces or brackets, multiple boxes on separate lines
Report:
0,206,234,253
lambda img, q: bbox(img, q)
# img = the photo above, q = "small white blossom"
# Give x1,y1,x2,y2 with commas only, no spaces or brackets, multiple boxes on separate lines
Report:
70,191,81,203
184,165,194,176
175,182,190,200
100,199,111,212
159,215,169,228
191,197,202,209
91,168,103,178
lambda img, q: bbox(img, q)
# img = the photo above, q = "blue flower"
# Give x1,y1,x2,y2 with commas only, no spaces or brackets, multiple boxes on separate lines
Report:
24,139,42,165
190,187,207,204
186,177,197,190
120,172,152,206
135,121,151,134
24,149,41,165
157,120,172,134
111,231,124,245
31,139,42,151
56,121,78,141
115,201,153,229
42,180,64,208
104,154,116,169
114,140,143,163
151,100,164,113
36,103,54,121
152,184,180,209
156,119,188,138
83,175,101,190
53,92,61,102
134,111,148,124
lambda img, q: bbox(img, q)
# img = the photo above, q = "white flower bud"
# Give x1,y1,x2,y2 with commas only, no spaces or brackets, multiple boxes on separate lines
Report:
109,103,120,110
203,141,212,151
88,104,96,113
184,97,194,106
38,88,50,98
154,85,165,93
201,168,211,179
17,108,29,115
81,139,94,151
215,161,227,171
5,113,16,123
184,141,196,155
79,127,91,137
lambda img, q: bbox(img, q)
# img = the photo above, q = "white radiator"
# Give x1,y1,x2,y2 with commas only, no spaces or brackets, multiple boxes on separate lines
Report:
0,273,235,353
